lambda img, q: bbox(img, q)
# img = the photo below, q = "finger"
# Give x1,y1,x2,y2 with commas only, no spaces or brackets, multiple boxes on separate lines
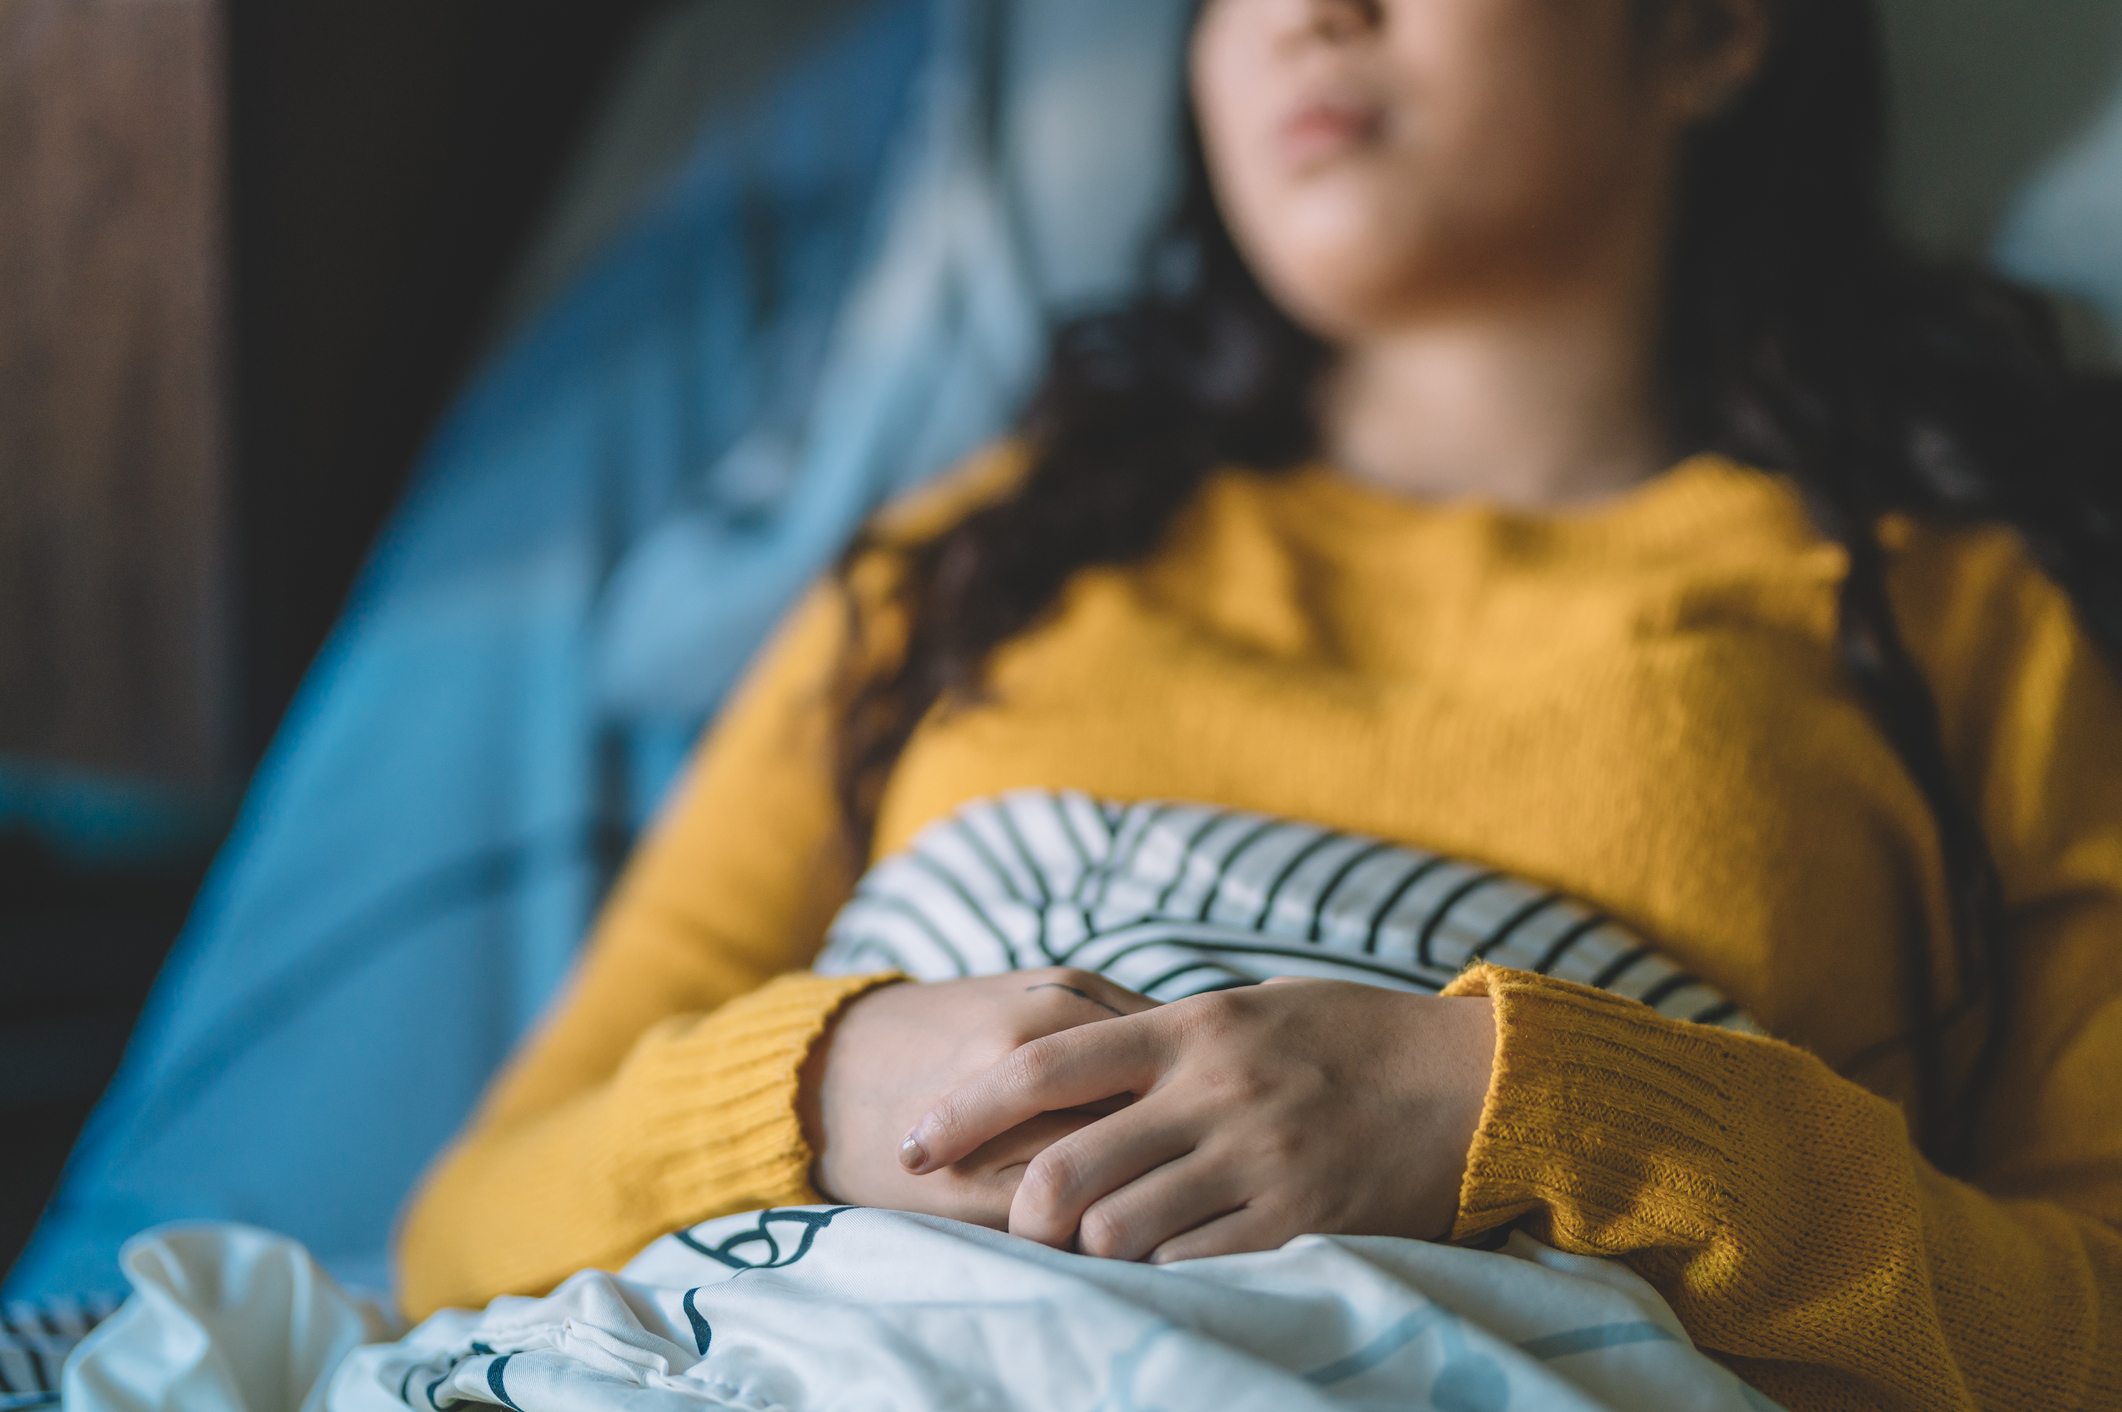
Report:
1068,1151,1245,1263
958,1109,1103,1183
876,1103,1115,1231
1064,1094,1138,1120
1147,1203,1295,1266
942,1110,1106,1231
1006,1099,1202,1250
904,1018,1168,1174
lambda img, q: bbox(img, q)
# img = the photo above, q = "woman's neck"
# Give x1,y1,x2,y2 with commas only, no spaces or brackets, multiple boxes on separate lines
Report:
1319,272,1674,512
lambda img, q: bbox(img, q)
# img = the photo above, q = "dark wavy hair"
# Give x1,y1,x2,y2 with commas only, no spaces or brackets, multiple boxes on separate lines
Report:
832,0,2122,1169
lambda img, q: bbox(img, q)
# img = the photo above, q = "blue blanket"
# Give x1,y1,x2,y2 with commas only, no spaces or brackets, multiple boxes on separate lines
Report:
6,0,1198,1303
4,1,928,1299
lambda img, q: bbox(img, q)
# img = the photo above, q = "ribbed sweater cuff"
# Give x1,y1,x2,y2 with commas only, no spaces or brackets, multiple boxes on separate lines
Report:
612,971,904,1233
1441,963,1731,1251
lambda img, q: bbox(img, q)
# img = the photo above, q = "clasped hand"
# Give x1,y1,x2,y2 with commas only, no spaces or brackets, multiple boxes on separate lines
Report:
801,968,1495,1264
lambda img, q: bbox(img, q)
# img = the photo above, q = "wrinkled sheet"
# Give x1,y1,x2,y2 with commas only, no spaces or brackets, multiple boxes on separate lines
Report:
69,1216,1780,1412
62,1227,400,1412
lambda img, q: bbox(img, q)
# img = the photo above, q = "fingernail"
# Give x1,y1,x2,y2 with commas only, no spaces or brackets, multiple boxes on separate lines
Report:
899,1132,928,1172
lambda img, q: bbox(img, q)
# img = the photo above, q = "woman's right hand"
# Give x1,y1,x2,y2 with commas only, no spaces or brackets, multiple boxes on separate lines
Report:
799,968,1158,1227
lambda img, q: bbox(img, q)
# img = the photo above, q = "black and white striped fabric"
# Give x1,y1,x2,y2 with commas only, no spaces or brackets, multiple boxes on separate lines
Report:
0,1294,123,1410
816,791,1759,1033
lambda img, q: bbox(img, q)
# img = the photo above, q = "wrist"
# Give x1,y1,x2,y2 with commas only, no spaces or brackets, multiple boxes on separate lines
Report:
1405,992,1498,1239
1448,993,1499,1157
797,976,907,1197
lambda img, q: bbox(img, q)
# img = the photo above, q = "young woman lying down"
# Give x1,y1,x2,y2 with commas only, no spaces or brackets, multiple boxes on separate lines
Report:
397,1,2122,1407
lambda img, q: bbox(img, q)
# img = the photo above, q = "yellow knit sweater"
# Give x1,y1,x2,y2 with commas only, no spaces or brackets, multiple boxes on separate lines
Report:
397,452,2122,1411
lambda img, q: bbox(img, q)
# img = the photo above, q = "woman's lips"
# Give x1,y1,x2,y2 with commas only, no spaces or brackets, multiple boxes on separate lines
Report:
1280,100,1383,167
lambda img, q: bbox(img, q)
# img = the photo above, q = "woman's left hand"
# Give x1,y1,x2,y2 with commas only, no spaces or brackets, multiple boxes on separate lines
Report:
896,978,1497,1263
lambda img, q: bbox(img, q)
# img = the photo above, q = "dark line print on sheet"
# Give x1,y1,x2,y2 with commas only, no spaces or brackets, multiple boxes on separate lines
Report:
413,1211,860,1393
421,1356,477,1412
682,1289,714,1356
1304,1307,1448,1387
401,1344,497,1412
1516,1321,1679,1360
1303,1308,1686,1405
1096,1305,1765,1412
816,790,1762,1034
405,1346,528,1412
672,1207,857,1273
484,1355,524,1412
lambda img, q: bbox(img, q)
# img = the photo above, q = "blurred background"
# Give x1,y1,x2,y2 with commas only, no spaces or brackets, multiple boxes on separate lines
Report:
0,0,870,1280
1,0,2118,1294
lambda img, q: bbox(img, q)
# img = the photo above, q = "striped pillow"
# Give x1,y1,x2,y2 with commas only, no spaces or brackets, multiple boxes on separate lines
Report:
816,790,1758,1032
0,1294,123,1410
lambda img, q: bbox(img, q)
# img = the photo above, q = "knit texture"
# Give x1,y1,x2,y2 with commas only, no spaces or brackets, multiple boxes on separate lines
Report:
399,971,898,1315
1440,963,2121,1410
398,453,2122,1411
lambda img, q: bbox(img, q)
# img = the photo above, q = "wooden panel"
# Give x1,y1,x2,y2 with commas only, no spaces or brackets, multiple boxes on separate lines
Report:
0,0,228,783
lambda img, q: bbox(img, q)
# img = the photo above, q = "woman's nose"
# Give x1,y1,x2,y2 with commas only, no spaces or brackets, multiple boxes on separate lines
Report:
1286,0,1385,46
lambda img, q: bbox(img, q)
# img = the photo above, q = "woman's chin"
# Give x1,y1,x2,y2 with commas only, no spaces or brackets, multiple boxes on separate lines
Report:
1258,263,1427,342
1243,221,1458,338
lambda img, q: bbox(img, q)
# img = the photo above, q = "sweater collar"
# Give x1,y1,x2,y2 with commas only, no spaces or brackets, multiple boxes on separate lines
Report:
1261,455,1819,564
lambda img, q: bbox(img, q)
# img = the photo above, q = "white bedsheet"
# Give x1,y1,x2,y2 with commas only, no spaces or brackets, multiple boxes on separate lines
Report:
68,1212,1780,1412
